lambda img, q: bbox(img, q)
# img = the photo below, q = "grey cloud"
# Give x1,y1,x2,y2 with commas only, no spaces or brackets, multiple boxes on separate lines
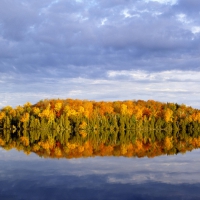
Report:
0,0,199,77
98,0,133,8
0,1,41,41
175,0,200,14
0,0,200,107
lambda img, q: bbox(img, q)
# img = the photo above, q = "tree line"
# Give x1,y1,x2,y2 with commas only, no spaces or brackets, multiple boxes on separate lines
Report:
0,98,200,132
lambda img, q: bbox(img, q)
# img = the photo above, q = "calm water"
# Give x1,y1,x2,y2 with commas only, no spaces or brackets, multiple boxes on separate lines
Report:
0,148,200,200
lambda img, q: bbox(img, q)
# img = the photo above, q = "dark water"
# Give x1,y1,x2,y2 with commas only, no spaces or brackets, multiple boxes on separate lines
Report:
0,148,200,200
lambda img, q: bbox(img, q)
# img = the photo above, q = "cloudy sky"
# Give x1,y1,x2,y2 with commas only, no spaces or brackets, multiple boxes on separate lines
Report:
0,0,200,108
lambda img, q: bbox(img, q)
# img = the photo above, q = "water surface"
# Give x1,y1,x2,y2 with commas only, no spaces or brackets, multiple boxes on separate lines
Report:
0,147,200,200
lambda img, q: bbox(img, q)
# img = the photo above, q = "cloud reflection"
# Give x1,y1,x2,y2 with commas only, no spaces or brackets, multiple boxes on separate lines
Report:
1,148,200,199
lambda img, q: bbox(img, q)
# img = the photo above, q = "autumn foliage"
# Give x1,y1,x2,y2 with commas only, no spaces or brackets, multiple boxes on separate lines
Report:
0,98,200,132
0,98,200,159
0,125,200,159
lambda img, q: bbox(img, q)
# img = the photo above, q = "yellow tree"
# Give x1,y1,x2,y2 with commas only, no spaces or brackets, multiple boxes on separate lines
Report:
133,106,143,120
20,113,30,123
33,107,40,115
38,103,55,123
164,108,173,123
54,102,62,112
120,104,128,115
0,112,5,120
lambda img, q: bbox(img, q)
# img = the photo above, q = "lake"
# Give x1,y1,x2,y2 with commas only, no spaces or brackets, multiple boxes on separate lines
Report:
0,146,200,200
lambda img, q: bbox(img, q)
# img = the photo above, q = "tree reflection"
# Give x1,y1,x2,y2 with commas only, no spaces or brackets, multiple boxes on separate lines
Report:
1,128,200,159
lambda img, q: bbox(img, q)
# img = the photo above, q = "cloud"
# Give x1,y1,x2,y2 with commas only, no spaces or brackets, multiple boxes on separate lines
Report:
1,69,200,109
107,70,200,82
1,148,200,186
0,0,200,107
0,0,199,72
175,0,200,14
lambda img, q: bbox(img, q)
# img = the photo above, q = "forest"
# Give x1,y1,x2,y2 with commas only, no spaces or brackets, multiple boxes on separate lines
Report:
0,98,200,159
0,98,200,131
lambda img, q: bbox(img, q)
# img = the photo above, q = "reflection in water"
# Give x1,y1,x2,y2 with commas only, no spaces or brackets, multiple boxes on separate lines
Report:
1,127,200,199
0,127,200,159
1,120,200,199
1,147,200,200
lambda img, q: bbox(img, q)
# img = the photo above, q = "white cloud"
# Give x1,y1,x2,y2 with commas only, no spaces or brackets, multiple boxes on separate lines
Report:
121,9,140,18
176,13,191,24
145,0,178,5
1,70,200,109
107,70,200,82
176,14,200,35
100,18,107,26
191,26,200,34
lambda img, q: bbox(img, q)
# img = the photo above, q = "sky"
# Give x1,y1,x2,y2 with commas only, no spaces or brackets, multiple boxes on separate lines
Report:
0,0,200,108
